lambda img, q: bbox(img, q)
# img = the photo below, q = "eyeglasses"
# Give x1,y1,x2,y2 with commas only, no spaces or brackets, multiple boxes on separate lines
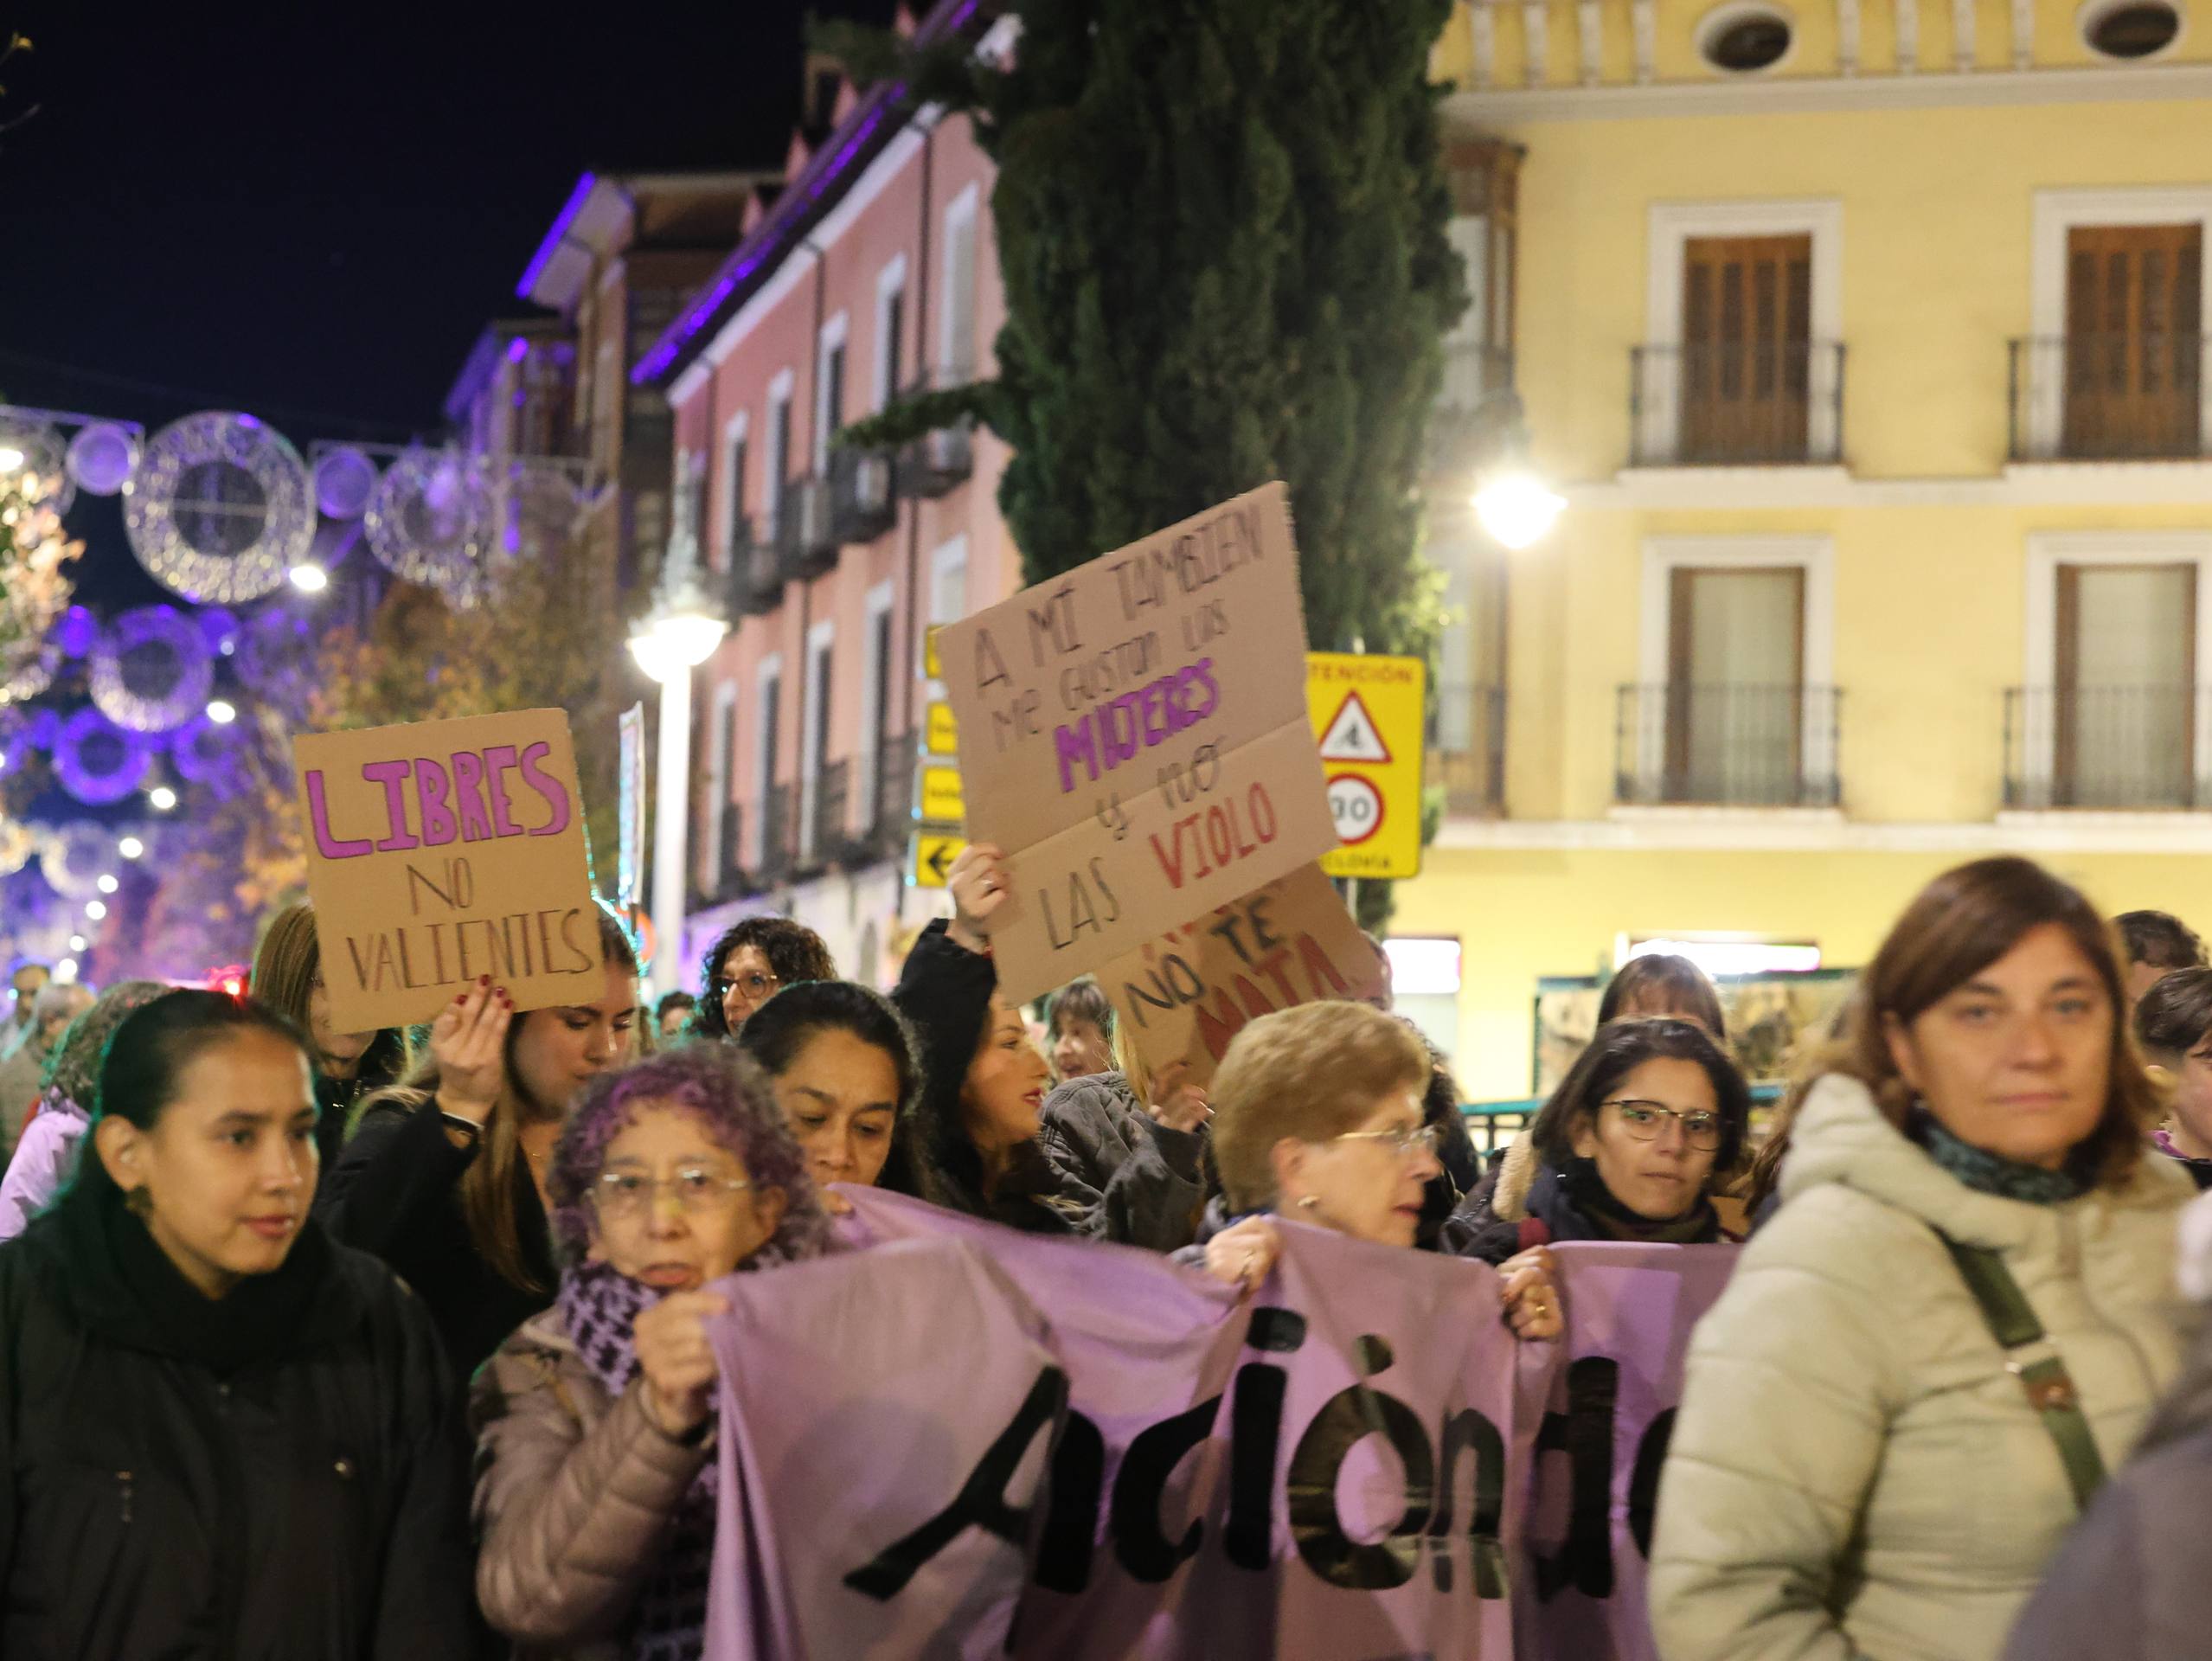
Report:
592,1167,752,1220
1331,1122,1442,1158
714,972,782,1004
1603,1100,1724,1151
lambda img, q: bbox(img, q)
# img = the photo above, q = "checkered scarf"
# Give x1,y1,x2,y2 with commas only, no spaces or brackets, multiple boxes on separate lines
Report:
557,1260,718,1661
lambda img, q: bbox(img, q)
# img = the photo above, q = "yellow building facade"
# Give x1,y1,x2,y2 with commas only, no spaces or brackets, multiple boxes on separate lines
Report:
1411,0,2212,1095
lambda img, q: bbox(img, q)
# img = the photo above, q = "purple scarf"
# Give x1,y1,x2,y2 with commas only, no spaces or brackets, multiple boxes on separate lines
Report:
556,1260,718,1661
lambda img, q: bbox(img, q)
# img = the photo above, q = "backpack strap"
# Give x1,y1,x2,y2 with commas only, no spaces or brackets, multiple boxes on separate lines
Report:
1932,1227,2106,1511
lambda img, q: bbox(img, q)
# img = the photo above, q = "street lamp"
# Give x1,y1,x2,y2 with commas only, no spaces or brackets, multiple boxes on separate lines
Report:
1470,390,1564,551
626,455,727,996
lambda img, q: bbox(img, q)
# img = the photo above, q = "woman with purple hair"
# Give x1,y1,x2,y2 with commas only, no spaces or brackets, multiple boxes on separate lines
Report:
471,1042,830,1661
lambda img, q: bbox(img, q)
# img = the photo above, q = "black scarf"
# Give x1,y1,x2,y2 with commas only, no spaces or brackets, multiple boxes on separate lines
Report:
1530,1161,1728,1246
43,1188,350,1376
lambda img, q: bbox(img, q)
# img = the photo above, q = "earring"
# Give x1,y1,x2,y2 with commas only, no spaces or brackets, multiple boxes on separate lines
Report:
1296,1195,1319,1210
124,1185,153,1218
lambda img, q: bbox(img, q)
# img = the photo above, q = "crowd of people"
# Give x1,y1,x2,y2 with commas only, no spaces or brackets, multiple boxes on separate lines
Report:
3,846,2212,1658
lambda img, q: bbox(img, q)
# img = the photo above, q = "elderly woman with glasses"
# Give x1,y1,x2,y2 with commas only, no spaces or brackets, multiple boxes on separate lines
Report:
1191,1001,1563,1340
1445,1016,1752,1263
471,1043,830,1661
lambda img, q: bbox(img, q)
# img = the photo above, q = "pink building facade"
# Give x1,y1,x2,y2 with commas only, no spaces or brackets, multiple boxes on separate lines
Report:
646,3,1013,988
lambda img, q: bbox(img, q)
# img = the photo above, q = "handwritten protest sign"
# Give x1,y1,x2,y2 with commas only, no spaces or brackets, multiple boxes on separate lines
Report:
937,484,1336,1003
1099,862,1385,1085
293,709,604,1031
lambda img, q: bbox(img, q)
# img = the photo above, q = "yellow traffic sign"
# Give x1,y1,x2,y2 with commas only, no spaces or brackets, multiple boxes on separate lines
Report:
922,625,943,682
920,763,965,824
1306,651,1426,879
925,699,959,756
911,831,965,888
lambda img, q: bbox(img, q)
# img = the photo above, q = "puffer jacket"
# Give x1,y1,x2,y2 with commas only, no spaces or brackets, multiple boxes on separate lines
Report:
1037,1072,1208,1251
1651,1074,2199,1661
2001,1189,2212,1661
470,1308,715,1659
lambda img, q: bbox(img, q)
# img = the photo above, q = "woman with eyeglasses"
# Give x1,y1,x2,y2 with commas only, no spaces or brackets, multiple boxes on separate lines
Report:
474,1042,829,1660
691,917,837,1040
1192,1001,1563,1340
1651,857,2199,1661
1445,1017,1752,1264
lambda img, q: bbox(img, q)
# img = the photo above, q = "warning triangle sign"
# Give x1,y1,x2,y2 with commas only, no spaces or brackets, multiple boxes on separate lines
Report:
1318,690,1392,763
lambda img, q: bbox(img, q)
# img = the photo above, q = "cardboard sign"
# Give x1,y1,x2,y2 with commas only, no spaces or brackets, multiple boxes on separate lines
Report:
1098,863,1384,1085
293,709,606,1032
1307,652,1426,880
938,483,1335,1003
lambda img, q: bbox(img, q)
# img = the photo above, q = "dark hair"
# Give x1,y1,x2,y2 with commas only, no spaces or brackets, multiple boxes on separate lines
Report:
1598,953,1728,1038
1529,1016,1753,1182
67,990,311,1209
2117,909,2208,973
1821,856,2152,1189
547,1043,830,1267
734,979,922,1117
1045,977,1114,1042
693,916,837,1039
654,990,698,1023
2138,966,2212,1058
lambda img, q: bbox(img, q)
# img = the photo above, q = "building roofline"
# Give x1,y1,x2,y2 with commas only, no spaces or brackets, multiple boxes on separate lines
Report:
632,0,990,388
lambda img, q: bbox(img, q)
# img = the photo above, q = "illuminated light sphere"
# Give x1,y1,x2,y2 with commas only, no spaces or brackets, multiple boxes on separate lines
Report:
68,935,86,952
119,836,144,859
288,562,330,593
84,901,106,921
96,874,119,895
205,699,237,725
67,422,140,497
54,959,78,982
1473,470,1566,552
149,785,179,811
313,446,380,520
124,411,314,603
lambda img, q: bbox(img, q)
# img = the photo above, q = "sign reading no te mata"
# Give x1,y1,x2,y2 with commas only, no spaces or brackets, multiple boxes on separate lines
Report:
936,482,1337,1004
1306,651,1426,880
293,709,606,1032
1098,861,1385,1086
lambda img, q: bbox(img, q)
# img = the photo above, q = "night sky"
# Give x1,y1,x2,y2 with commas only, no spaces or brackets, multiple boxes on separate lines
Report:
0,2,895,609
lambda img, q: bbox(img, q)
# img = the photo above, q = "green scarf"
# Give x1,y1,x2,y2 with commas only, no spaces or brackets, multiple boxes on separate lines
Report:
1909,1106,2089,1205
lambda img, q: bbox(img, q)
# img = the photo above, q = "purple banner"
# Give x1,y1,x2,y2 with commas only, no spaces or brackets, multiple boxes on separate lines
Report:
702,1191,1739,1661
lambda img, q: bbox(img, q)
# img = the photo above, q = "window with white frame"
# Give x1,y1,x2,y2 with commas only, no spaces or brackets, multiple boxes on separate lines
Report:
875,255,908,411
798,621,836,860
754,655,783,869
718,413,749,570
2018,531,2212,810
929,534,969,640
1632,535,1837,807
764,369,795,535
703,683,739,891
814,312,849,473
940,184,980,382
1638,200,1843,468
857,581,895,828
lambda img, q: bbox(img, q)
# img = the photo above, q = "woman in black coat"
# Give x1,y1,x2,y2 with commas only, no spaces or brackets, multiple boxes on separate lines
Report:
317,908,642,1382
0,988,473,1659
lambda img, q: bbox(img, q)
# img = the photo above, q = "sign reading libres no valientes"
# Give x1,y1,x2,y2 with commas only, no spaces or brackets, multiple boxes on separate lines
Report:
937,484,1335,1003
293,709,605,1032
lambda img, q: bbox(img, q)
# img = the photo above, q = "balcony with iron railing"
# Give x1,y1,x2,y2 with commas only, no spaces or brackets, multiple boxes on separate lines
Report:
778,476,837,582
2007,334,2209,462
1615,684,1842,808
2004,686,2212,810
872,737,915,855
894,367,976,499
1425,344,1517,476
757,783,797,888
830,446,896,545
1629,341,1845,467
805,758,853,868
1432,683,1507,816
726,513,782,617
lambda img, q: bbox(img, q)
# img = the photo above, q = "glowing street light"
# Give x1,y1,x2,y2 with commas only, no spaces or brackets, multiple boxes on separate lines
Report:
289,563,330,593
1473,467,1567,551
119,836,144,859
85,900,107,920
149,785,178,811
96,874,119,895
206,699,238,724
68,935,86,952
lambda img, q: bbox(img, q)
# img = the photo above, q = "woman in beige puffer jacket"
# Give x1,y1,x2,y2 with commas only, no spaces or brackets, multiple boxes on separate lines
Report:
1651,857,2200,1661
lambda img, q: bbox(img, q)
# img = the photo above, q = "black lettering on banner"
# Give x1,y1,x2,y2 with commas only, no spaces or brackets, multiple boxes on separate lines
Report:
1531,1356,1619,1601
1428,1409,1509,1600
1110,1395,1221,1582
843,1367,1069,1601
1285,1338,1434,1591
1627,1406,1676,1560
1035,1409,1106,1594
